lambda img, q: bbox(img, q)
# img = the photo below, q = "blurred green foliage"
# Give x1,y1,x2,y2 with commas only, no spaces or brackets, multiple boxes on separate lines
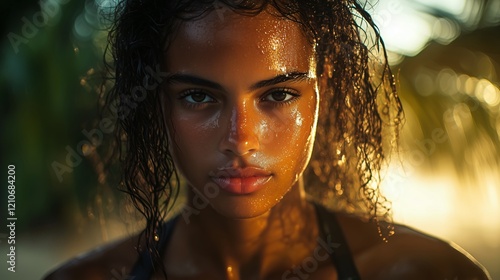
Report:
1,0,107,232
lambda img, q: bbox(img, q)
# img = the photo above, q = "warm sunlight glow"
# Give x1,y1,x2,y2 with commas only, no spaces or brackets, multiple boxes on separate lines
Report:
381,162,500,262
369,0,484,59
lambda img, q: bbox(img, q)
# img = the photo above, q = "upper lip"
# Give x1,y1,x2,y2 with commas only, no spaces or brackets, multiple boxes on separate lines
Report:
209,166,272,178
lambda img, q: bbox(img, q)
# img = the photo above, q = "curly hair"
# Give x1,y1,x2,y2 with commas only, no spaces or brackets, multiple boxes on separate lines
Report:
102,0,403,274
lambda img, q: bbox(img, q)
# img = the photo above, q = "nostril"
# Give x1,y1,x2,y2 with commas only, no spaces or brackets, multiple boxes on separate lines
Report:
223,134,259,156
221,125,260,156
219,105,260,156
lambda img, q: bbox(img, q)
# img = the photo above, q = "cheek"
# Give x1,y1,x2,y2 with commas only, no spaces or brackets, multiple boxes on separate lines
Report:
171,108,220,140
167,112,218,170
257,97,317,173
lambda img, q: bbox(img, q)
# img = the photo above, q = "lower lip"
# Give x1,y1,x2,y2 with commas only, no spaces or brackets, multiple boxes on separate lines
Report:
211,176,272,195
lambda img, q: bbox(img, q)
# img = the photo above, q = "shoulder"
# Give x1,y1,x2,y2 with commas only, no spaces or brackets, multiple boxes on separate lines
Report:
43,234,140,280
335,212,491,280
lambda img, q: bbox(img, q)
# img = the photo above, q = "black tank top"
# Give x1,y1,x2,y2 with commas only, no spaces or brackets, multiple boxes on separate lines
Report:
130,203,361,279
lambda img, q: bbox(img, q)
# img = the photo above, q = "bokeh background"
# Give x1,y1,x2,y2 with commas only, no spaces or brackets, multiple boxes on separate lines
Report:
1,0,499,279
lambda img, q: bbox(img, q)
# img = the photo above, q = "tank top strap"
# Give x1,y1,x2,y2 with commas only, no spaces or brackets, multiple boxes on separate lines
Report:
129,206,360,280
129,215,179,279
314,203,362,280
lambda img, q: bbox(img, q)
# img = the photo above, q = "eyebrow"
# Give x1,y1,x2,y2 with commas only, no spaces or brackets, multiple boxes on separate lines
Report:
165,71,310,91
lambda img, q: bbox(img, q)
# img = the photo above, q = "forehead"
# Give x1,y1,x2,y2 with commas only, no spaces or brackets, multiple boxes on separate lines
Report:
165,9,315,81
173,9,306,47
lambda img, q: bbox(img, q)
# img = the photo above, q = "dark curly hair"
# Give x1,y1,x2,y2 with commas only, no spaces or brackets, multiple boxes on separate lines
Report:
102,0,403,274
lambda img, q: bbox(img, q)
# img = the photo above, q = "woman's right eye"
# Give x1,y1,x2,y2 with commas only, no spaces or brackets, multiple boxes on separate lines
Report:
179,90,216,104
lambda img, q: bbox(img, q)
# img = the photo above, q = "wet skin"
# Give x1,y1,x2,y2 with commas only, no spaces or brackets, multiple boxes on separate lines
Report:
160,9,322,278
162,10,318,219
43,7,491,280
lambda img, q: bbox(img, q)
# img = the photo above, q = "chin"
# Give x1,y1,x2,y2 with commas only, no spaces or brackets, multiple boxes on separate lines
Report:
208,194,279,220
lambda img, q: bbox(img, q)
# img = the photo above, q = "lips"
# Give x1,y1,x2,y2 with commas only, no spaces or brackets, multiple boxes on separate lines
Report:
209,167,272,195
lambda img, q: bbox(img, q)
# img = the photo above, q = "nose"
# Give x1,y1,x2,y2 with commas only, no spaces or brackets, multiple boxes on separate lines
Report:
219,102,260,157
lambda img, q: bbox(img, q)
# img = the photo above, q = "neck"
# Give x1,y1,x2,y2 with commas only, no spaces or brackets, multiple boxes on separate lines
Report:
176,179,318,279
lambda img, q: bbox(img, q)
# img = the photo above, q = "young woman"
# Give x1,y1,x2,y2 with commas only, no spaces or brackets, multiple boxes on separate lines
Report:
45,0,491,279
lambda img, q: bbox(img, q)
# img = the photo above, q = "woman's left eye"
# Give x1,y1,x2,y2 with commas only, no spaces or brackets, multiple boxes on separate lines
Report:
262,88,299,103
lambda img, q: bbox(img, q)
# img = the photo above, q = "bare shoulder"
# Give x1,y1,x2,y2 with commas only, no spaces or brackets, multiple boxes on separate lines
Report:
43,233,140,280
335,212,491,280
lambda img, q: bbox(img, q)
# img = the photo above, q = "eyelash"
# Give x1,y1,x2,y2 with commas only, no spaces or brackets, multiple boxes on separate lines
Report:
177,87,301,109
178,89,216,109
260,88,301,106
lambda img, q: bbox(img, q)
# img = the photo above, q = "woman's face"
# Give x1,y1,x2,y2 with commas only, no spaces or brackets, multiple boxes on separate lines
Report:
163,9,319,218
